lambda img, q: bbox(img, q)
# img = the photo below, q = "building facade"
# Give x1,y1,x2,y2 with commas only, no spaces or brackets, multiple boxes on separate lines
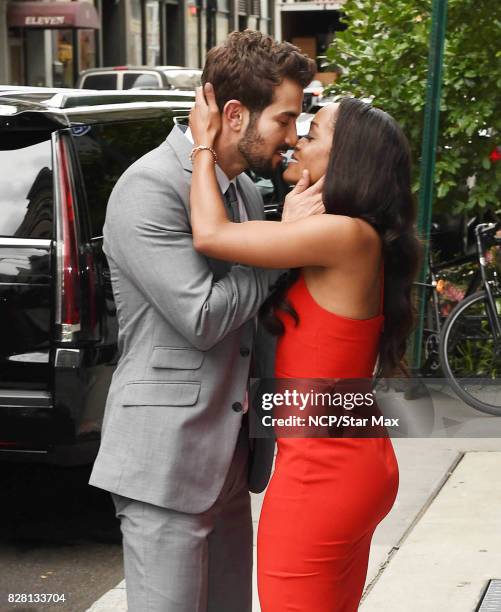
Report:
0,0,275,86
275,0,345,84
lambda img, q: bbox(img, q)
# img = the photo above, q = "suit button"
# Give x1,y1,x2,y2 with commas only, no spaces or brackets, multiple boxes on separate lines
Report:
232,402,243,412
240,347,250,357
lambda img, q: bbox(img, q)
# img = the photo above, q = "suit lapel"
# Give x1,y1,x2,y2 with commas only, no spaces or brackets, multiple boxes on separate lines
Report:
166,124,193,173
164,127,229,279
236,175,263,221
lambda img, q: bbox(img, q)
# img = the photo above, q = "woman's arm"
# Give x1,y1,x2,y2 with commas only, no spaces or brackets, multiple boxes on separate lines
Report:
190,151,360,268
189,84,357,269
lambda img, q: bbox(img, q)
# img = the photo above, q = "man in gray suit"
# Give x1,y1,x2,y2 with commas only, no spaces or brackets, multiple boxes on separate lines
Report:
89,31,316,612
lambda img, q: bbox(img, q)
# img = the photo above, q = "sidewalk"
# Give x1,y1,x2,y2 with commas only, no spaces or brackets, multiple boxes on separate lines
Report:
87,389,501,611
361,449,501,611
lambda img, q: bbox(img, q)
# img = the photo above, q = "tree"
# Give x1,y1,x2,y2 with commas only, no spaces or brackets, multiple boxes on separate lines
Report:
324,0,501,216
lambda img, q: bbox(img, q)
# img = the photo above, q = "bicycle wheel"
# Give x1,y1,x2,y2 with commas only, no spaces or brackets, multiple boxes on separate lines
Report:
439,290,501,415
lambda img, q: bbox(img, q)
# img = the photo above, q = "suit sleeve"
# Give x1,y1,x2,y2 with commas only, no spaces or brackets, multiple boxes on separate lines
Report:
104,163,277,351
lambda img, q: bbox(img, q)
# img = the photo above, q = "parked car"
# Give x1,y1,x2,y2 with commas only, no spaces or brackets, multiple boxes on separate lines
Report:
76,66,202,94
0,88,194,465
303,80,324,113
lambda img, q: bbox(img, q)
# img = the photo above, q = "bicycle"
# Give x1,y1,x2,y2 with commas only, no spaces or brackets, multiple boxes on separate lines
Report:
417,222,501,415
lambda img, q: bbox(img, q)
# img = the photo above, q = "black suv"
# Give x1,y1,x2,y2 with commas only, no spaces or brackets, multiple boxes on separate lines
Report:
0,89,194,466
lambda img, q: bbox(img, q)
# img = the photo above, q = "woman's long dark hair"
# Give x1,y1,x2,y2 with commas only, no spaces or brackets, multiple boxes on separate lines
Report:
259,97,422,378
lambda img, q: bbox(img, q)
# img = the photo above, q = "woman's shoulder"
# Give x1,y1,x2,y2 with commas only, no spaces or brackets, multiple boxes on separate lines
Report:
290,214,381,269
319,214,381,250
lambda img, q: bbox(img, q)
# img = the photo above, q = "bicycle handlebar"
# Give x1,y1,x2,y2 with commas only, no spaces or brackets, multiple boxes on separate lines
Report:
476,222,501,249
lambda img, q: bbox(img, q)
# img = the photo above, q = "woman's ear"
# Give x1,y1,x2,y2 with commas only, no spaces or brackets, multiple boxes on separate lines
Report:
223,100,248,132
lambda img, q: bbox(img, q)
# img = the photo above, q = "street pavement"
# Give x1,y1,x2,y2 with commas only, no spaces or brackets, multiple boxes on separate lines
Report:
87,387,501,612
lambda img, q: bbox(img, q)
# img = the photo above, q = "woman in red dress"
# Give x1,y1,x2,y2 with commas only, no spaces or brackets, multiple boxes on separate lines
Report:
189,85,421,611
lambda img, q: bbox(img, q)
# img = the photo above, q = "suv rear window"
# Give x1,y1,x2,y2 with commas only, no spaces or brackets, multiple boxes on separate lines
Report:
72,115,176,237
123,73,161,89
82,73,118,89
0,137,53,239
163,70,201,91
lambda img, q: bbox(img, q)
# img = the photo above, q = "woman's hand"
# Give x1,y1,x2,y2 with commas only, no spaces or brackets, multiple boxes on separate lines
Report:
281,170,326,223
189,83,221,147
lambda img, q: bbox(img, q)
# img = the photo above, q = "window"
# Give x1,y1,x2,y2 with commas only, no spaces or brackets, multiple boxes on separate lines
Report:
72,116,176,237
163,69,201,90
0,138,53,239
82,73,118,90
123,72,162,89
78,30,97,73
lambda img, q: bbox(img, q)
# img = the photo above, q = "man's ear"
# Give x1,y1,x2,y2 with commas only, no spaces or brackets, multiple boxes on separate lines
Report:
223,100,249,133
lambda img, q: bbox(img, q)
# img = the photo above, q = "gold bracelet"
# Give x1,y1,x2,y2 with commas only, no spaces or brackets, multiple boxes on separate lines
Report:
189,145,217,164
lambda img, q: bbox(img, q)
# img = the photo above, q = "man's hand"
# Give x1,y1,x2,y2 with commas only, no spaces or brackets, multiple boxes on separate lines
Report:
281,170,325,223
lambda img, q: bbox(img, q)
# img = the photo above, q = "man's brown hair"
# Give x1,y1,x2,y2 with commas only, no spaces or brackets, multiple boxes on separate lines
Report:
202,30,317,113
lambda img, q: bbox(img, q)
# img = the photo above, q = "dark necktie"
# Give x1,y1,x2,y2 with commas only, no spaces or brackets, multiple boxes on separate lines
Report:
223,183,240,223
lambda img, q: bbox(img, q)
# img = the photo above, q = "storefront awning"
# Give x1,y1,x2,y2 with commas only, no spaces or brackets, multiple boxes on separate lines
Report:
8,2,100,29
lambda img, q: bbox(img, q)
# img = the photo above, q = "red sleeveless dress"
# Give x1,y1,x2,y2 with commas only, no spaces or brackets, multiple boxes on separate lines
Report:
257,269,399,612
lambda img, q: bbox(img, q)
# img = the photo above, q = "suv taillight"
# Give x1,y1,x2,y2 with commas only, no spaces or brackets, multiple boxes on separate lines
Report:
54,133,81,342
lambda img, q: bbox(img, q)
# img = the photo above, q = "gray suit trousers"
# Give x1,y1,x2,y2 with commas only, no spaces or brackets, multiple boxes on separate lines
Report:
111,424,252,612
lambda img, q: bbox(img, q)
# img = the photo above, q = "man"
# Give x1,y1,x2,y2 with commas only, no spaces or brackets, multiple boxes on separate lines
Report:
89,30,317,612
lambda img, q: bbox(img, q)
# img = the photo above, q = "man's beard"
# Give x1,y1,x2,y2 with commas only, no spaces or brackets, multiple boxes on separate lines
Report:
238,114,286,178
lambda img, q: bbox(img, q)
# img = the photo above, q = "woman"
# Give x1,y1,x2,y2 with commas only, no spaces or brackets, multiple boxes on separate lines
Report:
189,84,421,611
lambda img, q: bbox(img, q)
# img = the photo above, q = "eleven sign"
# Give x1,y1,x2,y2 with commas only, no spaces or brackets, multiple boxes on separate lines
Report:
25,15,66,26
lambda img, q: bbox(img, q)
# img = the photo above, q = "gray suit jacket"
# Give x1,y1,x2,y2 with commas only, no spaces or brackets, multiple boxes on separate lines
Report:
89,125,279,513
